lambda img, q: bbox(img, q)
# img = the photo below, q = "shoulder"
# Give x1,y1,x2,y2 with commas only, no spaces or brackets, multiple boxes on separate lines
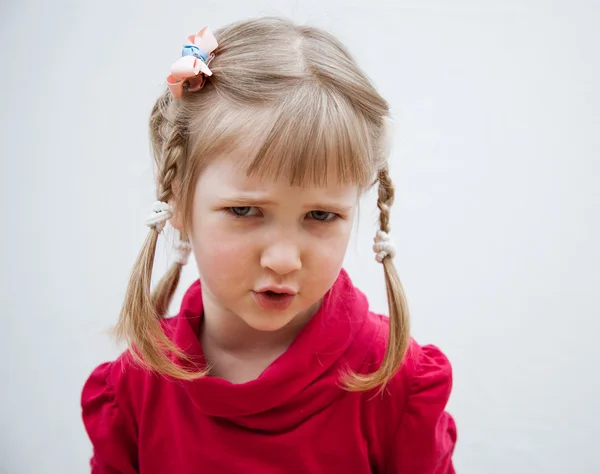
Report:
81,317,180,426
394,339,454,418
83,316,180,392
358,312,454,422
80,316,178,471
81,350,143,409
81,350,144,471
356,314,456,468
361,311,452,390
81,351,142,435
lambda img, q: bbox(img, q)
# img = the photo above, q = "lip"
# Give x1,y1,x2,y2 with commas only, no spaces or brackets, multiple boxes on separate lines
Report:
255,285,298,295
252,287,297,311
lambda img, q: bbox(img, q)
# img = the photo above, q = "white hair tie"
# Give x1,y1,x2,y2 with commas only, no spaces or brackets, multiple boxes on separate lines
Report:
373,230,396,263
145,201,173,233
174,238,192,265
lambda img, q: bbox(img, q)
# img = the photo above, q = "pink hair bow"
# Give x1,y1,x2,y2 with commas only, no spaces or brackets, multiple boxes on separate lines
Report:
166,27,218,98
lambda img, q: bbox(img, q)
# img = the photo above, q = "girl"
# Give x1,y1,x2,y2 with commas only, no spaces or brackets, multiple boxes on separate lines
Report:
82,17,457,473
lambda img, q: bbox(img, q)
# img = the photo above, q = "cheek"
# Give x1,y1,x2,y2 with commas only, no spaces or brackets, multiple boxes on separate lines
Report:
309,235,348,266
191,219,256,285
303,223,353,282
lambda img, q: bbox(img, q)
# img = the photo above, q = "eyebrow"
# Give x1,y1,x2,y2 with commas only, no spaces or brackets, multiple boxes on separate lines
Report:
218,196,353,214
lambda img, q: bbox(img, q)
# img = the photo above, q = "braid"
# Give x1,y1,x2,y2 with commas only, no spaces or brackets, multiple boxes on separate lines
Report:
150,123,188,317
149,91,172,166
376,167,394,233
115,92,205,380
156,126,185,203
344,166,411,393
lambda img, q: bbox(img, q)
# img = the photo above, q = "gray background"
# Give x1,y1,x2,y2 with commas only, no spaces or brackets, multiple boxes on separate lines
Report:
1,0,598,472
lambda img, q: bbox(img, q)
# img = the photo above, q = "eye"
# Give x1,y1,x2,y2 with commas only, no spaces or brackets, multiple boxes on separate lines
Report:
308,210,336,222
230,206,259,217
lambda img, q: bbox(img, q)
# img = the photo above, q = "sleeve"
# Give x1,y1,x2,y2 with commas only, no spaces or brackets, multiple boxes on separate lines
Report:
387,344,457,473
81,361,139,474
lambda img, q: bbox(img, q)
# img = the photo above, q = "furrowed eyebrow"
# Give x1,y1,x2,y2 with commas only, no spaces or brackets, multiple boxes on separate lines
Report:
217,196,352,214
217,196,274,206
304,203,353,215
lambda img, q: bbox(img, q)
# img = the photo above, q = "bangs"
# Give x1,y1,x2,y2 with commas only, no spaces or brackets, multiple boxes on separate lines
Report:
190,84,377,189
248,85,375,188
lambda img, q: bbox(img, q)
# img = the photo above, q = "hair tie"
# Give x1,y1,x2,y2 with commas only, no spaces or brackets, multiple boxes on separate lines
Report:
174,238,192,265
146,201,173,233
373,230,396,263
166,26,218,98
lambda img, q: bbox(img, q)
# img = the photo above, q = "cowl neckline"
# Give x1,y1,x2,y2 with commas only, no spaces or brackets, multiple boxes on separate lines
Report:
165,269,377,430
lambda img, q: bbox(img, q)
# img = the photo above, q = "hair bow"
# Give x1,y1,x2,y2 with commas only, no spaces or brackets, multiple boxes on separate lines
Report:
166,27,218,98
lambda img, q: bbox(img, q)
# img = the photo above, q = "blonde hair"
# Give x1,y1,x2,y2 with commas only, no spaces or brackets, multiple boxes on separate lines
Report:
115,17,410,392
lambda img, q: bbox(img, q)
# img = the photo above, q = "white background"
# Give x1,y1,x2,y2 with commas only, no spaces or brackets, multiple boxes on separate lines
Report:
1,0,598,473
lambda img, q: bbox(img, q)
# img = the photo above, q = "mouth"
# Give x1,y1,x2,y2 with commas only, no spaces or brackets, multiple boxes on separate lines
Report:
256,286,297,296
252,288,297,311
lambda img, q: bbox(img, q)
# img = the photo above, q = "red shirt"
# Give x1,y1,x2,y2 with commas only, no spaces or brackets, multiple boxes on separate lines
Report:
81,269,456,473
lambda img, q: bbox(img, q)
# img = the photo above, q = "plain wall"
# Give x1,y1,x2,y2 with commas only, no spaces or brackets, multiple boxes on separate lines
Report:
1,0,598,472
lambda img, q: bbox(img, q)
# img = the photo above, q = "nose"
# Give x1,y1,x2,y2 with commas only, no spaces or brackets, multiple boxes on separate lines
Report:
260,240,302,276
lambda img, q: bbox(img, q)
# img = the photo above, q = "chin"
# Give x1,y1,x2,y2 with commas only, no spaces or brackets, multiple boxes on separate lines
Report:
240,311,298,333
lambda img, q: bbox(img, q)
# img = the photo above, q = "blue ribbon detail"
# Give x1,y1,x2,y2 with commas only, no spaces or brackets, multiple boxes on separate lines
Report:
182,44,209,62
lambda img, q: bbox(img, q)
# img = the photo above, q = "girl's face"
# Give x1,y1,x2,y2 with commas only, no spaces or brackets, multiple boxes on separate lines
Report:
186,152,359,333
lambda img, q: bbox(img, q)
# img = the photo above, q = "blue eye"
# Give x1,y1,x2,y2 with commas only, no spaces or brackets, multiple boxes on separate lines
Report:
230,207,254,216
309,210,335,221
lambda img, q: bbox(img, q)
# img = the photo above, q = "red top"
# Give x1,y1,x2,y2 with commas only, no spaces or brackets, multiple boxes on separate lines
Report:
81,270,456,473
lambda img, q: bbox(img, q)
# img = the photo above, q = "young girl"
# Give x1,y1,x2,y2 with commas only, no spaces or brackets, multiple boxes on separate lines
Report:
81,17,457,473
